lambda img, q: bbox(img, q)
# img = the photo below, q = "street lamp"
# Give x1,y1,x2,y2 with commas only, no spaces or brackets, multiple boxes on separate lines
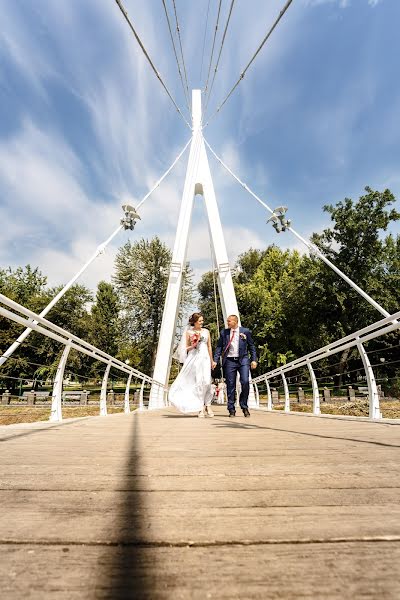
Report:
267,206,291,233
121,205,141,230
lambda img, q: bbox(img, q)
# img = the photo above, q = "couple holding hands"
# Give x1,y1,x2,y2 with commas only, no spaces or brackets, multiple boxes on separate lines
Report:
169,312,257,418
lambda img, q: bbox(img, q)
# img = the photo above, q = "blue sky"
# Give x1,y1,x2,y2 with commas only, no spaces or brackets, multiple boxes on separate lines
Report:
0,0,399,290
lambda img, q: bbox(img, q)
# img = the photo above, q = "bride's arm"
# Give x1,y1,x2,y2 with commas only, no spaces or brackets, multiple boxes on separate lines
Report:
207,331,213,363
186,331,196,352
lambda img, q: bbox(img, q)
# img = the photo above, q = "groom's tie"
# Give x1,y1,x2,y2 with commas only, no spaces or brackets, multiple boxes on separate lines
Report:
223,330,235,357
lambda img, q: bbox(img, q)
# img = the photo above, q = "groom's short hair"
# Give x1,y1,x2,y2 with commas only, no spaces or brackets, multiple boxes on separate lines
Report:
228,314,238,322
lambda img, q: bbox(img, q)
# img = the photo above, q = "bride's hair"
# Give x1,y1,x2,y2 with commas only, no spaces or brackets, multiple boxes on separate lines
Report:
188,312,202,326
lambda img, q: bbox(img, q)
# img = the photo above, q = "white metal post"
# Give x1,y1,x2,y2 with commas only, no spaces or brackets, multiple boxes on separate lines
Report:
50,344,71,422
307,360,320,415
138,378,146,412
282,371,290,413
124,373,133,414
265,377,273,411
149,89,240,409
0,227,123,368
356,340,381,419
252,382,260,407
100,363,111,416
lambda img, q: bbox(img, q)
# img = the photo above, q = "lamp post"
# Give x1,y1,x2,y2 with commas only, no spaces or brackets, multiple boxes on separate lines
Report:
0,206,141,367
266,206,390,319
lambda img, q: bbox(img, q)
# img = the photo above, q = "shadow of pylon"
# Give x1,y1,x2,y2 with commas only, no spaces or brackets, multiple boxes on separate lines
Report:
95,412,157,599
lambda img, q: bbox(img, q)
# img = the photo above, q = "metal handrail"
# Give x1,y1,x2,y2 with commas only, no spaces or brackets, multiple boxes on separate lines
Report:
253,310,400,383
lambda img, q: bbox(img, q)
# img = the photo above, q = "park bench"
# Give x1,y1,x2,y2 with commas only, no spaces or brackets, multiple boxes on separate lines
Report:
19,391,50,405
357,386,369,395
62,391,90,405
357,385,383,398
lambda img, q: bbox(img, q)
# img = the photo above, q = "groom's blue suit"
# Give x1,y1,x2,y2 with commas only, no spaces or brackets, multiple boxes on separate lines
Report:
213,327,257,414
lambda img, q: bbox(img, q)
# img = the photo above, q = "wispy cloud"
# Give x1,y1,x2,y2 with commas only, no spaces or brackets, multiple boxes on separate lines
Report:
0,0,398,293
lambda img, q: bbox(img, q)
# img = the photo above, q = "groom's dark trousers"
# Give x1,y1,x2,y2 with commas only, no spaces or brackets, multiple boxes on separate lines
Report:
224,357,250,414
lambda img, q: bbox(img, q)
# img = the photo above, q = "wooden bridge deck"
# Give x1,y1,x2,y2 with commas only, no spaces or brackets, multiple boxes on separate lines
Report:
0,406,399,599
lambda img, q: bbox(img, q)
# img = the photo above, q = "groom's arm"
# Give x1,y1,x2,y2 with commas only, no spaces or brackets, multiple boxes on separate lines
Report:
213,330,224,363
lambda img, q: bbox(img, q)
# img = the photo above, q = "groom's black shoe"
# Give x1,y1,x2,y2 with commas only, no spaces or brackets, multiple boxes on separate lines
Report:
243,407,250,417
229,411,236,417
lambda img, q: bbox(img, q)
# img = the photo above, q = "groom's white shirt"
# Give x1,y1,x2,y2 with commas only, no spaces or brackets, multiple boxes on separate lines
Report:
227,327,239,358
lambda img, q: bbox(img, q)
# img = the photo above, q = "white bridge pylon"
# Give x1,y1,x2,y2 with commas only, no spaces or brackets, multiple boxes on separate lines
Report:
149,89,242,409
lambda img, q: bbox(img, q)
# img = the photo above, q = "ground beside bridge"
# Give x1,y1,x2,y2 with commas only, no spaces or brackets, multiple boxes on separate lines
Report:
1,407,399,599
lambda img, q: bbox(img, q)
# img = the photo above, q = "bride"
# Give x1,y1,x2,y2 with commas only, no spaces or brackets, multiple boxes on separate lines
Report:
169,312,215,418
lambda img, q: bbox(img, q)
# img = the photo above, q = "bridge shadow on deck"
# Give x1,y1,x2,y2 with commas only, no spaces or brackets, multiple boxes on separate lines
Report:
210,416,400,448
96,415,156,600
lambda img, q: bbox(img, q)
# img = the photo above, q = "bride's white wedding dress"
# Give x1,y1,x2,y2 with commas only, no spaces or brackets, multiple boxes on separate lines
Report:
169,328,213,414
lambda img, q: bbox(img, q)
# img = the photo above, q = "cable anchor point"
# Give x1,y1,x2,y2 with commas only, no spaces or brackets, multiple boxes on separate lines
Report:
121,205,141,230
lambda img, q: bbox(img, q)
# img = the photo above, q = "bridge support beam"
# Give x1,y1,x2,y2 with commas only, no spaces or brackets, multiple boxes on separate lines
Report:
307,360,320,415
100,363,111,417
357,340,381,419
50,343,71,422
149,89,240,409
282,371,290,413
124,373,132,414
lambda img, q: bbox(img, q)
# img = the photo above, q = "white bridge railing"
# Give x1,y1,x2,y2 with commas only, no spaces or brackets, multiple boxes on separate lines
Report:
252,310,400,420
0,293,168,422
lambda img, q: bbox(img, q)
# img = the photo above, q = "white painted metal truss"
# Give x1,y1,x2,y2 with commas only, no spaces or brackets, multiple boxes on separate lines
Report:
0,293,166,422
252,310,400,419
149,89,243,408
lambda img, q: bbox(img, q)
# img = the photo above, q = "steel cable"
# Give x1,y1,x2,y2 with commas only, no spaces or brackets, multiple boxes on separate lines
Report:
203,0,222,96
114,0,191,129
172,0,191,110
161,0,191,113
203,0,236,118
204,0,294,129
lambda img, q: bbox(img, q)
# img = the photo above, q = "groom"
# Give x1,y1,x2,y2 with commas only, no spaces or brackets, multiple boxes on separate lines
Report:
213,315,257,417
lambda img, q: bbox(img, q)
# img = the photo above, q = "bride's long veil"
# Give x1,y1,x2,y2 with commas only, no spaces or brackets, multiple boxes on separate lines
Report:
173,324,192,364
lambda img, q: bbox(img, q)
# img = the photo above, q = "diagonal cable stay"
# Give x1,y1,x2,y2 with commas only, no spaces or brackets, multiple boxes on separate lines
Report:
204,137,392,319
114,0,191,129
161,0,191,113
172,0,191,110
203,0,294,129
203,0,236,118
199,0,211,83
203,0,223,96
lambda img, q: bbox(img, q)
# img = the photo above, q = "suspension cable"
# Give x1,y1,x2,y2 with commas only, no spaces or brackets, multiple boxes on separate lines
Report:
203,0,236,118
136,137,191,210
199,0,211,82
204,137,393,320
204,138,274,214
161,0,191,114
172,0,191,110
114,0,191,129
203,0,222,96
203,0,294,129
210,241,220,335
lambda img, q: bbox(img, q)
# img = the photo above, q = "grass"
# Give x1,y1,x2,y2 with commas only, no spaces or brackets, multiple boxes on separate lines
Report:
0,405,130,426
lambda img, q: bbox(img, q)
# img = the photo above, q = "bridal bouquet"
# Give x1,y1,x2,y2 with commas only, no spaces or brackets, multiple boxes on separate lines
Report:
191,333,200,347
191,333,206,349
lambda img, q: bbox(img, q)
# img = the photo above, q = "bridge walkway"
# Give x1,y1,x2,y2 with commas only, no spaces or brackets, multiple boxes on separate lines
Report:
0,407,399,599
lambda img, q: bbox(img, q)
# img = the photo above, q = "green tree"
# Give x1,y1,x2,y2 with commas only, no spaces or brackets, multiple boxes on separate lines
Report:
113,237,195,375
310,187,400,386
197,271,224,347
0,267,93,390
0,266,48,391
89,282,120,356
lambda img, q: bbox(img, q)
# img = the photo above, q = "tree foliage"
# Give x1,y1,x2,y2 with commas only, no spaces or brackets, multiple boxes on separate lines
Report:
113,237,195,375
197,187,400,391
